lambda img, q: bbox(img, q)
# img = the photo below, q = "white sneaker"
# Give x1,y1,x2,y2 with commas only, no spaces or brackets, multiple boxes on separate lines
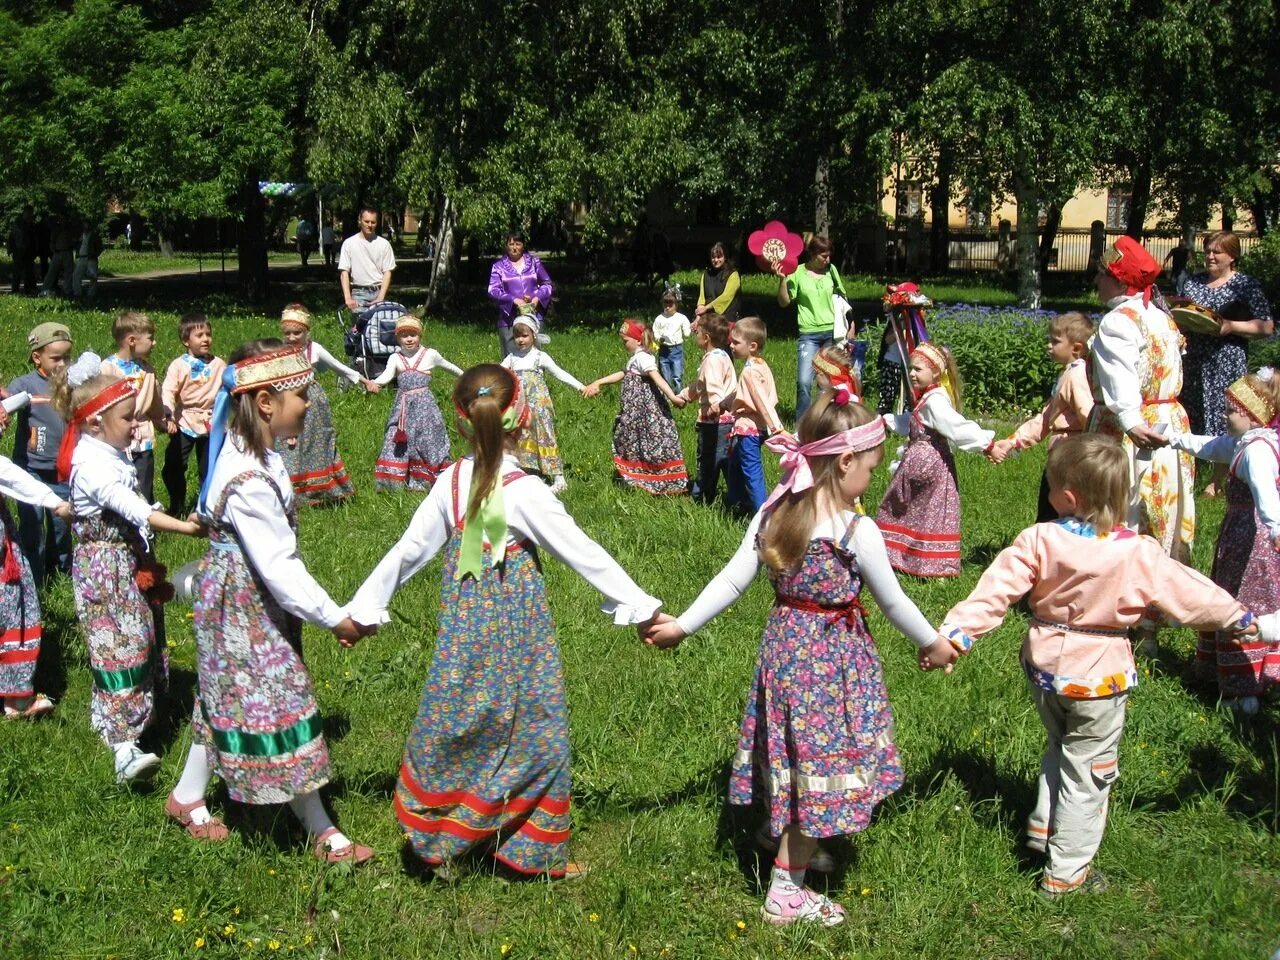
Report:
115,745,161,783
1222,696,1261,716
754,825,837,873
760,885,846,927
548,476,568,494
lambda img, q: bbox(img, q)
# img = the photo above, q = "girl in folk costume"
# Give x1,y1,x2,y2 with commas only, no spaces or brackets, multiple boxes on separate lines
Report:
1166,371,1280,713
166,341,373,859
52,355,204,782
371,315,462,492
812,343,863,403
278,304,375,506
583,319,689,495
348,365,661,878
0,435,70,719
645,393,957,926
874,342,994,577
499,314,583,493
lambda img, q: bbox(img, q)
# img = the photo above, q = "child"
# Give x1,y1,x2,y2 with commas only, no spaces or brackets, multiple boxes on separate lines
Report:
677,313,736,504
644,392,956,925
500,314,583,493
278,303,373,506
583,319,688,495
8,322,74,584
988,312,1095,522
727,317,786,515
1165,371,1280,713
160,313,227,514
933,434,1265,896
372,314,462,491
167,341,373,858
653,290,692,392
0,444,71,719
348,364,661,877
812,342,862,404
53,353,203,782
102,311,165,503
874,342,994,577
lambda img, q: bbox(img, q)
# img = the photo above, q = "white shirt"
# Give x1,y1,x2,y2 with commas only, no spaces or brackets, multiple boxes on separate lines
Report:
626,351,658,375
348,454,661,627
1171,429,1280,536
0,455,62,510
372,347,463,386
1091,293,1153,433
337,234,396,288
675,510,937,648
69,435,153,535
652,312,691,346
202,436,346,628
306,341,364,384
500,348,584,390
884,389,994,452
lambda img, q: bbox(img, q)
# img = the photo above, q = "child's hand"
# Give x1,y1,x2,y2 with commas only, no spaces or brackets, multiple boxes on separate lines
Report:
582,383,600,398
165,420,179,435
52,501,72,521
643,613,686,650
987,439,1014,464
919,635,960,674
185,513,209,537
333,617,370,648
362,379,381,394
671,395,687,409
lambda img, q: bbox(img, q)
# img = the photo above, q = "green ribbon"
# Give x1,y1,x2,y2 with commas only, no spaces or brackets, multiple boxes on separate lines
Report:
204,708,323,758
90,663,151,693
457,474,507,581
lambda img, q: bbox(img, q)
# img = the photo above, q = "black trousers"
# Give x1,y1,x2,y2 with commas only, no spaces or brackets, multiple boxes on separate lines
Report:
161,434,209,514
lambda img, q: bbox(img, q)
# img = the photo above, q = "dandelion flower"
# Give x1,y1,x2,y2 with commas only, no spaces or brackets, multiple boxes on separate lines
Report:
588,912,599,923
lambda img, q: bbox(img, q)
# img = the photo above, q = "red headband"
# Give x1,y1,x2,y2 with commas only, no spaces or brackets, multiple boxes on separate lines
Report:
622,321,646,343
56,379,137,482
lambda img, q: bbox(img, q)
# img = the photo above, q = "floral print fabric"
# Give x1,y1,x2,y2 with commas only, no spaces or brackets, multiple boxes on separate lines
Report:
875,410,962,577
280,380,355,506
612,369,688,495
374,367,451,491
0,503,41,698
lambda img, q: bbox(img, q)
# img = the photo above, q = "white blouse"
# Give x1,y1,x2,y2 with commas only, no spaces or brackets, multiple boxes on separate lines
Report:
1090,294,1150,433
652,312,691,346
501,348,584,390
0,455,62,510
69,435,154,535
202,436,345,629
307,341,364,385
348,454,661,627
371,347,463,386
884,389,994,452
626,351,658,376
1171,429,1280,536
675,510,937,649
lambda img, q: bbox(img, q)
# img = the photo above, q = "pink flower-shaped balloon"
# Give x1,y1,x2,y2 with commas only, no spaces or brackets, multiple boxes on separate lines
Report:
748,220,804,275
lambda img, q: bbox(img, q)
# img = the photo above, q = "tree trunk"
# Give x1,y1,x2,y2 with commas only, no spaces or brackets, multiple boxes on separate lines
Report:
1222,203,1234,231
158,227,175,258
1247,191,1269,236
1013,172,1041,309
1125,162,1151,239
237,172,269,302
929,152,951,273
814,152,831,237
426,195,457,309
1037,202,1062,273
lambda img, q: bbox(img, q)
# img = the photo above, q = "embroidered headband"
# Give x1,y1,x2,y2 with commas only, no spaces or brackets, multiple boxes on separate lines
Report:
395,315,423,335
812,353,861,402
621,320,647,343
911,342,947,376
761,417,887,513
280,305,312,330
1226,375,1279,428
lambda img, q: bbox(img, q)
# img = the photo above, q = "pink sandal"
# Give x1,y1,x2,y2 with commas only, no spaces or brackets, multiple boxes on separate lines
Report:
165,793,230,842
313,827,374,865
2,694,55,720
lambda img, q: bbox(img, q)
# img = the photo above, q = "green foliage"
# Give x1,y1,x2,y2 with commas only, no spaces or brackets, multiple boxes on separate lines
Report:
1243,229,1280,305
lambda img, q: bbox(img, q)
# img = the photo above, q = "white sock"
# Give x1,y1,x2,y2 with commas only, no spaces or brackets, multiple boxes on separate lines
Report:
769,860,805,896
289,791,350,850
171,745,214,825
112,741,138,763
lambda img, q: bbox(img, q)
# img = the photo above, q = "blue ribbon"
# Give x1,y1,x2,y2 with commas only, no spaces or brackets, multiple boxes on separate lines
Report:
197,366,239,516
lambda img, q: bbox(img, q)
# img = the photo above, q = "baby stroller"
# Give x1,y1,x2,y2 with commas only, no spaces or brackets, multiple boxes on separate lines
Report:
340,300,408,382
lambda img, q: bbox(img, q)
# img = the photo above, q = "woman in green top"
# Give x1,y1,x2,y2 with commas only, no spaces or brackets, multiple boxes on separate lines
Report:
774,235,846,418
695,242,742,323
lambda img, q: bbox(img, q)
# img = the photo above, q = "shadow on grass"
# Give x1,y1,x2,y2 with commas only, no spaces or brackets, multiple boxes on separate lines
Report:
32,603,79,702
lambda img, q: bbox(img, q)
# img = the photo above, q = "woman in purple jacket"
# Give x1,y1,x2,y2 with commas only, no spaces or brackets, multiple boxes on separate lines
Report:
488,231,554,357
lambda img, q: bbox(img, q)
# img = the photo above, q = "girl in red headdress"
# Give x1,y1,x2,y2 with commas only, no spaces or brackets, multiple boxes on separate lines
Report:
582,318,689,495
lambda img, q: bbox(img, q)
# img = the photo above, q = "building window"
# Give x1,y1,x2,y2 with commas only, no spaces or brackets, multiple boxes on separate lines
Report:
895,181,923,221
1106,185,1132,230
963,192,991,228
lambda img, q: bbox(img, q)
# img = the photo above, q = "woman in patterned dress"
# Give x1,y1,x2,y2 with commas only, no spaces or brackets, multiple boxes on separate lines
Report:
279,304,376,506
349,365,660,879
646,393,957,926
52,354,204,782
163,341,373,859
583,319,688,495
500,314,584,493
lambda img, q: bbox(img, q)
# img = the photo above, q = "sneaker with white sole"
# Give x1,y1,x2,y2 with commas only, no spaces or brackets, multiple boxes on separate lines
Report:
754,825,837,873
115,745,161,783
760,886,846,926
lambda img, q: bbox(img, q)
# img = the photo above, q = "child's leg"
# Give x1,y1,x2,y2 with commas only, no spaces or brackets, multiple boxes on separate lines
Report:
194,435,210,486
161,434,189,514
738,434,767,513
290,789,371,863
725,436,745,510
1026,688,1065,852
714,422,733,498
1033,691,1126,893
762,824,845,926
669,345,684,393
693,422,717,503
134,450,155,504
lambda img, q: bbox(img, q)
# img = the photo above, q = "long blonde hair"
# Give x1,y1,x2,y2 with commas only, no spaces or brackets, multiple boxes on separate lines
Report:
452,364,517,522
758,393,880,573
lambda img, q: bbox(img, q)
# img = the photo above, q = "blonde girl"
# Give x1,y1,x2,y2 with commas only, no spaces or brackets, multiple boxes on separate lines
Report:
812,342,862,403
500,314,583,493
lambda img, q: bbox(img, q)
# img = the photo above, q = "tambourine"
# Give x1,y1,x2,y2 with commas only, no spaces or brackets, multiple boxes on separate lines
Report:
1167,299,1221,336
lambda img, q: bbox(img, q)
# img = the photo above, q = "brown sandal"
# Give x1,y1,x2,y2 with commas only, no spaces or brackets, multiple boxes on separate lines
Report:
313,827,375,865
165,793,230,842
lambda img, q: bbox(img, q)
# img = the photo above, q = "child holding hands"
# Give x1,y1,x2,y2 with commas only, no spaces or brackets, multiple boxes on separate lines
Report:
677,312,736,504
500,314,583,493
646,392,956,926
727,317,786,514
102,312,165,502
161,313,227,514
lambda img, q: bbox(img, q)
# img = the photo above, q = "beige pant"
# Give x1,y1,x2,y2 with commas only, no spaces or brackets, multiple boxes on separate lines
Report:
1026,685,1127,893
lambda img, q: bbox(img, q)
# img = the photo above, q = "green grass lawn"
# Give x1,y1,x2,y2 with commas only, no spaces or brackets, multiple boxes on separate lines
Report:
0,247,304,284
0,291,1276,959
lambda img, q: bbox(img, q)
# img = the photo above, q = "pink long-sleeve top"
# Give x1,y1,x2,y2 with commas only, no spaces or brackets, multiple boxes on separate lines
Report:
679,348,736,424
1009,359,1093,449
161,354,227,437
732,357,784,436
938,519,1250,699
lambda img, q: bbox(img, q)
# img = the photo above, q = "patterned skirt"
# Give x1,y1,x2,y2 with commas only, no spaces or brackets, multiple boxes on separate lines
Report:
514,369,563,478
611,370,688,495
1182,334,1247,436
71,514,158,745
280,380,355,507
731,602,902,838
191,537,330,805
375,374,451,491
0,505,42,698
875,432,961,577
395,532,572,876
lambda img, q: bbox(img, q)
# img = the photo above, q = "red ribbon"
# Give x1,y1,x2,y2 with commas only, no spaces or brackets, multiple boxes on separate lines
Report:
55,379,136,483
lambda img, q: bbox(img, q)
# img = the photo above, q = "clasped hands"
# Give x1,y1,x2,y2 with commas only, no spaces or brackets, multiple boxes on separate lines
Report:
333,617,378,649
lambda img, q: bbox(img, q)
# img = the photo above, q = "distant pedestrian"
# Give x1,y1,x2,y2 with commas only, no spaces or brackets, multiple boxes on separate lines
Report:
7,205,37,294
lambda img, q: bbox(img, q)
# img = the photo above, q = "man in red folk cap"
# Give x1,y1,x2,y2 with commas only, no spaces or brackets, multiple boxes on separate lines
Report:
1088,235,1195,652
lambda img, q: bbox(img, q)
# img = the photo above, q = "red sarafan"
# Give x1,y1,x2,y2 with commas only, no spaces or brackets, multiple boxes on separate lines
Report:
748,220,804,275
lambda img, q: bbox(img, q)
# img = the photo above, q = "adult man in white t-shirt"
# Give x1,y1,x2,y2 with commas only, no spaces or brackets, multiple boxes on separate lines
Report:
339,207,396,309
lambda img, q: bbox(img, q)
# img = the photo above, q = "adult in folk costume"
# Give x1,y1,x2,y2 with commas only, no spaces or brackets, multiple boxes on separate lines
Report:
1089,236,1195,652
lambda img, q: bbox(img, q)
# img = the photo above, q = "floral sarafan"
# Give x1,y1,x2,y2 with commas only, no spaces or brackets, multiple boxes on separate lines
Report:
747,220,804,275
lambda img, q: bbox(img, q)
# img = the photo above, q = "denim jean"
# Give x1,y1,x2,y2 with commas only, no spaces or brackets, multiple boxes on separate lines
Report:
795,331,833,421
17,467,70,584
727,433,767,515
658,344,685,392
691,420,732,504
